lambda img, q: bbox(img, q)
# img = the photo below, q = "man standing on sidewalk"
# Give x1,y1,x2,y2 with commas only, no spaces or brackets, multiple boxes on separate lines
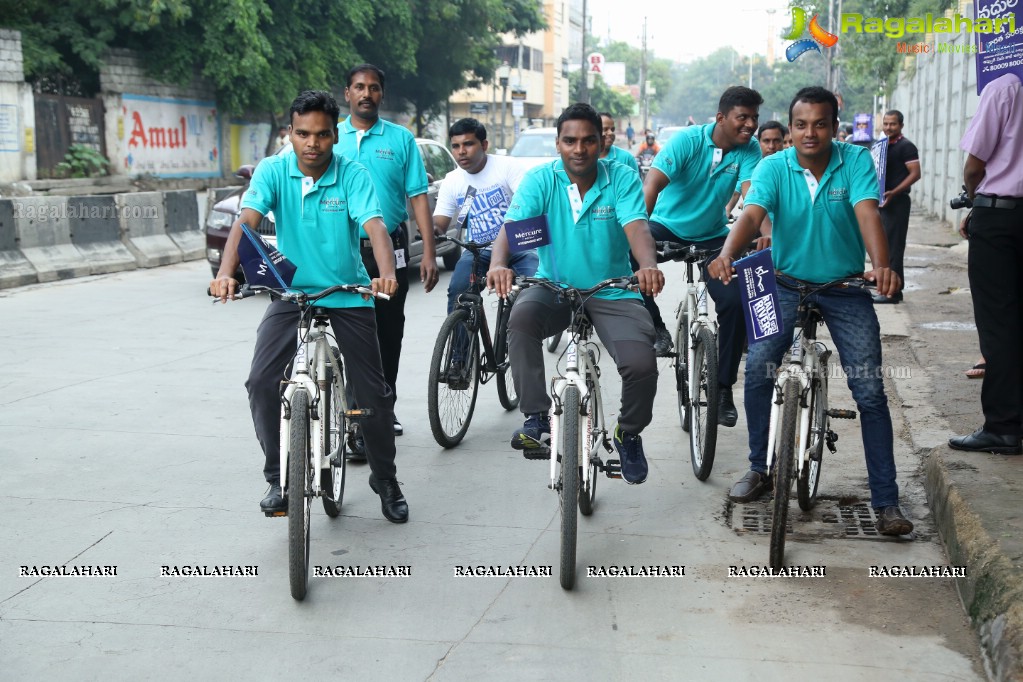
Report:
337,63,440,439
872,110,921,305
949,73,1023,455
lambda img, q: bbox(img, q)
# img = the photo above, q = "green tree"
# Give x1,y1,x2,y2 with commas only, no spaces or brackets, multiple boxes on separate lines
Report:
567,71,635,118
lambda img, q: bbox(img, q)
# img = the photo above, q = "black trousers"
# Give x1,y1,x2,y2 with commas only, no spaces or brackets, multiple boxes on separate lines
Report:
880,193,911,293
246,301,397,482
968,203,1023,437
632,223,747,388
360,225,410,405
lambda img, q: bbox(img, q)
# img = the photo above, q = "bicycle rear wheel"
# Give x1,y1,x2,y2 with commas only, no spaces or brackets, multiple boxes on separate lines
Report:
769,378,800,569
578,364,601,516
559,385,580,590
322,346,346,518
689,326,719,481
797,360,828,511
674,310,691,432
428,309,481,448
494,300,519,411
287,390,312,600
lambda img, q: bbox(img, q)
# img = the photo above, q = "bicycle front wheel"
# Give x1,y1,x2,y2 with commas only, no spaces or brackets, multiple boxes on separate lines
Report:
559,385,580,590
689,326,719,481
287,389,312,600
770,377,800,569
578,363,601,516
674,310,691,432
322,346,346,518
428,309,481,448
494,301,519,411
797,360,828,511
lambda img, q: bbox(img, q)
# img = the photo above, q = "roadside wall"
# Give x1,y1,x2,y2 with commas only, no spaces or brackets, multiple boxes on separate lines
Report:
0,29,35,182
889,3,980,226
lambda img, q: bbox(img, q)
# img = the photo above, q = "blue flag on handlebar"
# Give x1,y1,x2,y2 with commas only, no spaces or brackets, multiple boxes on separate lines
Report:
238,224,297,289
735,248,783,343
505,214,550,253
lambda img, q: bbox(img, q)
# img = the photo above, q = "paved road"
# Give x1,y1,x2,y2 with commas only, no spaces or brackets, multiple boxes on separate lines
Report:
0,261,984,679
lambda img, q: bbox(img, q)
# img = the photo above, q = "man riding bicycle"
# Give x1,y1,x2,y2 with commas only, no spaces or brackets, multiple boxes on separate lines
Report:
208,90,408,524
707,86,913,536
486,103,665,484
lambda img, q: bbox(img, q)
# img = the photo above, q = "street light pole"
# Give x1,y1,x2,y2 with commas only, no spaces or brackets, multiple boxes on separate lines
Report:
498,62,511,149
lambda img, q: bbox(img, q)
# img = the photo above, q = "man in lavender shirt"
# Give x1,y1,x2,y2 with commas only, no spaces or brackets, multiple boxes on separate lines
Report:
949,73,1023,455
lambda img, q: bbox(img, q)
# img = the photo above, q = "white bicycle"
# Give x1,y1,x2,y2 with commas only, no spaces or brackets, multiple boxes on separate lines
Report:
515,275,637,590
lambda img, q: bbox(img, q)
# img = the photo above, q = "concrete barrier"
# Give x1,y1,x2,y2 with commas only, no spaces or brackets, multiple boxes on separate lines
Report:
117,192,182,267
67,196,137,275
0,199,39,289
164,190,203,260
13,196,92,282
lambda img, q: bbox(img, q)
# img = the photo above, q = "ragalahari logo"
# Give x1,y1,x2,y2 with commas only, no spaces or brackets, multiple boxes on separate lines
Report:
784,8,840,61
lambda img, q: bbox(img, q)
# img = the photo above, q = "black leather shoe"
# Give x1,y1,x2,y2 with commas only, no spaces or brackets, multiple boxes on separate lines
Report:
259,481,286,513
872,293,902,304
369,475,409,523
393,417,403,436
718,386,738,427
875,506,914,536
949,428,1022,455
346,431,367,462
728,470,770,503
653,327,674,356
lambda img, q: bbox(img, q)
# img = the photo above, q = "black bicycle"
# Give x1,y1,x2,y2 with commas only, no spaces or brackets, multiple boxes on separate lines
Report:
427,236,518,447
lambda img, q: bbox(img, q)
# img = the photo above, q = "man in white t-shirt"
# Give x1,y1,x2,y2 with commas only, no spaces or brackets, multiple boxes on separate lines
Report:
434,118,539,315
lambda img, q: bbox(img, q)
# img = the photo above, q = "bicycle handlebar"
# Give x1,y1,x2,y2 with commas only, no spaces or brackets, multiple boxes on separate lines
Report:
207,284,390,302
654,241,759,264
513,275,638,298
435,234,494,253
777,275,876,296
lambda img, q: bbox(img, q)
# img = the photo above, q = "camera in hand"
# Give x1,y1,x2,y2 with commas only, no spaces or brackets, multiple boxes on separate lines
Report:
950,185,973,210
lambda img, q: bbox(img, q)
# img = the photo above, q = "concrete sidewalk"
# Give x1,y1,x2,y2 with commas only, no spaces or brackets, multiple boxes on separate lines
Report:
879,211,1023,681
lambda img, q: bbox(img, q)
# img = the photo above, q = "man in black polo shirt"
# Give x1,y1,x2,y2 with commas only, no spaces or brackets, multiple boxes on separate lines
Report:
872,110,920,304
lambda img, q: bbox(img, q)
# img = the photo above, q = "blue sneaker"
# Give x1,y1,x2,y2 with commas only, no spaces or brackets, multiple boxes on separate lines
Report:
511,413,551,450
614,424,647,484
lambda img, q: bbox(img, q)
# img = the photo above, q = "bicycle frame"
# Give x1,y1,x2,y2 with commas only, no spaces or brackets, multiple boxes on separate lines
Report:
278,314,344,496
677,260,718,402
548,331,604,493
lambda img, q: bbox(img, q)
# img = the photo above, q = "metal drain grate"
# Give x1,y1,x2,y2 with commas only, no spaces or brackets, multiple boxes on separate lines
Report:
728,499,881,540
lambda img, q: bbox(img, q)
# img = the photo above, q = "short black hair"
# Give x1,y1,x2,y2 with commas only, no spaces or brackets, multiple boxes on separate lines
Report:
599,112,615,121
757,120,787,138
884,109,904,125
718,86,763,115
788,86,840,125
289,90,341,126
346,63,386,89
448,117,487,142
556,103,602,138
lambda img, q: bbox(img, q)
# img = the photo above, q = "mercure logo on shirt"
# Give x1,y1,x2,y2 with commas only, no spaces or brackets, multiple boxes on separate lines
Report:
375,148,396,161
591,206,617,221
827,188,849,201
320,197,346,213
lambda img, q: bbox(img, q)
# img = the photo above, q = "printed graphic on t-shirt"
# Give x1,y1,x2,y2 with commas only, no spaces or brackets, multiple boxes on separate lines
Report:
458,185,512,242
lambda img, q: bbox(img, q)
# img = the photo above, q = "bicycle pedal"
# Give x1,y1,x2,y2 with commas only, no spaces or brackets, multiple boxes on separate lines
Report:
344,408,375,419
827,409,857,419
263,510,287,518
603,459,623,479
523,447,551,460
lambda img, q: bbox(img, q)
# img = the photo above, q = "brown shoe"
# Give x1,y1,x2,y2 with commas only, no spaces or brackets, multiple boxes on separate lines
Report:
728,470,770,503
875,506,913,536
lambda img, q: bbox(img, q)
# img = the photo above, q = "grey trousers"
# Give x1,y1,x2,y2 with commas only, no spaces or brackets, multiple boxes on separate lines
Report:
245,300,397,483
507,286,658,434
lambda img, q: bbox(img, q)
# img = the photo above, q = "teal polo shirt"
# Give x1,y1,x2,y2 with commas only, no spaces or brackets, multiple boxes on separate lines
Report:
650,123,762,241
241,152,383,308
605,144,640,173
335,116,428,235
503,158,646,301
744,142,880,283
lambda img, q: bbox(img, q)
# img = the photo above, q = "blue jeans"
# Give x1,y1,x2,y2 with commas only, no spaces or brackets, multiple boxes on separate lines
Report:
743,279,899,508
446,248,539,314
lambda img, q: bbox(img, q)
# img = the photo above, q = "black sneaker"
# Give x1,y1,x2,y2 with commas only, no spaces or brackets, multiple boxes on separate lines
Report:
718,386,738,427
346,428,367,462
393,416,403,436
511,413,551,450
653,327,674,356
613,424,648,484
259,480,286,513
445,361,470,390
874,506,914,536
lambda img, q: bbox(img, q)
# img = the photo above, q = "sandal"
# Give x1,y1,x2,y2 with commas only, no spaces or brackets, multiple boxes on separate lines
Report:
965,363,986,379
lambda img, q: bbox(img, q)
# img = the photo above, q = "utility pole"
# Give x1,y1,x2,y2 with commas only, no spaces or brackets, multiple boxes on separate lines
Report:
640,16,648,135
579,0,588,104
